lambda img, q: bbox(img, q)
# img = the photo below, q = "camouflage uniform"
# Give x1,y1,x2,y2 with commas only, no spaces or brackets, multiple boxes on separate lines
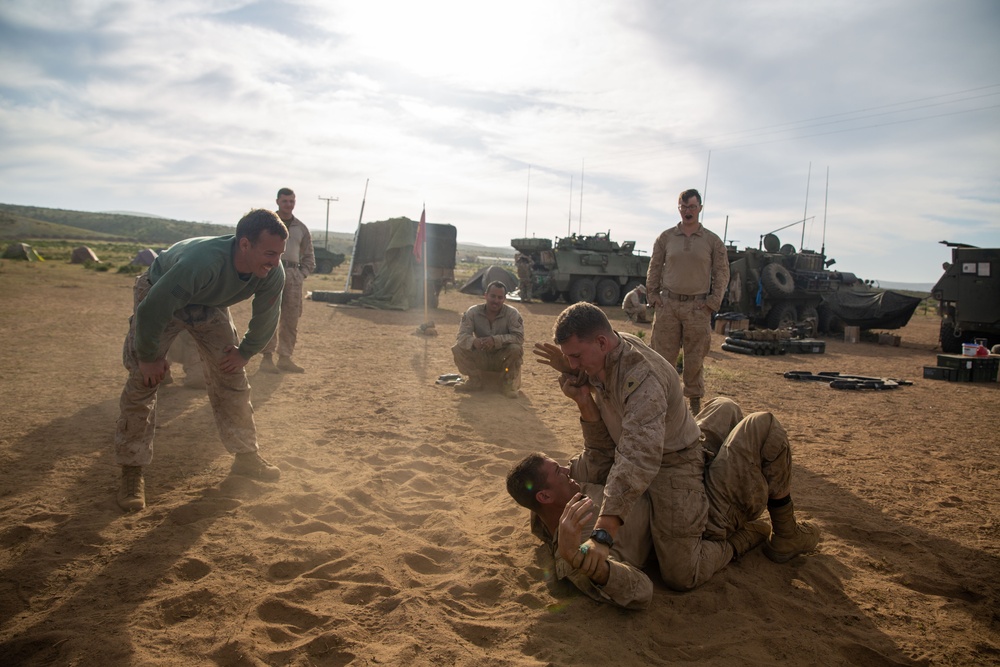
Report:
646,223,729,399
452,302,524,389
263,215,315,358
530,396,794,607
622,287,649,323
578,333,728,590
115,236,283,467
515,255,534,302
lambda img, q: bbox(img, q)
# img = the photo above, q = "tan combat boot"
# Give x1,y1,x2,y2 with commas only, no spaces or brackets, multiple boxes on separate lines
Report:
277,356,305,373
117,465,146,512
455,374,484,393
728,519,771,561
259,354,280,374
231,451,281,481
764,500,820,563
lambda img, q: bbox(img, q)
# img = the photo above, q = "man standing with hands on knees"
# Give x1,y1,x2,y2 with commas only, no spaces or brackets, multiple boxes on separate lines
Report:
646,188,729,415
260,187,315,374
114,209,288,512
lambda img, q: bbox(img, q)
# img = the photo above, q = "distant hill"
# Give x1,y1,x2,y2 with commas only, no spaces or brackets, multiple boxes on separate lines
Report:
0,203,233,244
875,281,934,293
0,202,517,258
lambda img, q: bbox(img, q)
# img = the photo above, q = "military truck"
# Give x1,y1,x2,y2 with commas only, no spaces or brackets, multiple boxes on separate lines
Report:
510,231,650,306
349,217,456,308
932,241,1000,352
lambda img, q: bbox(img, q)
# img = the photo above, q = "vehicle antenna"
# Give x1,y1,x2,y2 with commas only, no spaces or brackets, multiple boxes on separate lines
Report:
524,164,531,237
344,178,369,290
821,166,829,257
579,159,584,235
568,175,574,237
801,162,811,250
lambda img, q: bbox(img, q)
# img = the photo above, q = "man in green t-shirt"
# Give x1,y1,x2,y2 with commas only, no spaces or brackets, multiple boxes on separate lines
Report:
114,208,288,511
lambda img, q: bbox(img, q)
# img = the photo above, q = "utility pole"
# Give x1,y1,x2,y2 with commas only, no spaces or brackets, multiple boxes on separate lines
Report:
318,195,339,249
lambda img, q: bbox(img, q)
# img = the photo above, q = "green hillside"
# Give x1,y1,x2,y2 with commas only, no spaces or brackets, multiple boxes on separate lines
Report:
0,203,233,244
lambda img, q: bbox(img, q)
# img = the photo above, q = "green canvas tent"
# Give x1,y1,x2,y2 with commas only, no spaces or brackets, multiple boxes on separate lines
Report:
2,243,44,261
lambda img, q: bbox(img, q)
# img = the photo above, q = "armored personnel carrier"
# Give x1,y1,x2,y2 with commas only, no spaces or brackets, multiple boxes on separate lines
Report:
933,241,1000,352
510,231,650,306
723,233,919,333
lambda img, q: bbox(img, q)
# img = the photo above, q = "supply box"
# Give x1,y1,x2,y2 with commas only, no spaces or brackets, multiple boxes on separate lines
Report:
928,354,1000,382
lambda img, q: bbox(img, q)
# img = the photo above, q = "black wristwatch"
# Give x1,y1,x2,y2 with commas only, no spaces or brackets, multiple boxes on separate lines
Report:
590,529,614,548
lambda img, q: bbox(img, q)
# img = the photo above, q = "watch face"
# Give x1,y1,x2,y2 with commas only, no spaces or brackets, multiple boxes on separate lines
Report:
591,529,613,546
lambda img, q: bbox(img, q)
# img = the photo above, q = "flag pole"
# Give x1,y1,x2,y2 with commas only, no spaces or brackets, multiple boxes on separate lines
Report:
423,204,429,323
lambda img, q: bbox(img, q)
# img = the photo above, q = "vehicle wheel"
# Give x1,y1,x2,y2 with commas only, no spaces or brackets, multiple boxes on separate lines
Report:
540,290,559,302
316,259,333,274
766,302,798,329
568,278,596,304
761,263,795,297
362,268,376,295
939,320,962,354
596,278,621,306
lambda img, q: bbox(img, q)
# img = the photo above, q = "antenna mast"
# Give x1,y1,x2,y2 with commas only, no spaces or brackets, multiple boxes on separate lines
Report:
524,165,531,237
567,175,573,236
801,162,811,250
578,159,584,235
822,166,829,257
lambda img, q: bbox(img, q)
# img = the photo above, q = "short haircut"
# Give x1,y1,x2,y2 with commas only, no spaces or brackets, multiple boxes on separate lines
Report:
236,209,289,244
553,302,613,344
506,452,548,511
485,280,508,295
277,187,295,198
679,188,702,205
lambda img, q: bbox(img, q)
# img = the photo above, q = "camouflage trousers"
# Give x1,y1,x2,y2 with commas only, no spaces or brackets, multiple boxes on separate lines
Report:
648,397,793,590
451,343,523,389
114,274,259,467
651,298,712,398
518,279,532,302
262,267,304,357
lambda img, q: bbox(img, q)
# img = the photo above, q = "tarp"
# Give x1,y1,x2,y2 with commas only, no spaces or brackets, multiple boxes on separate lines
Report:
70,246,99,263
821,290,922,330
3,242,43,261
131,248,158,266
460,265,518,295
355,218,417,310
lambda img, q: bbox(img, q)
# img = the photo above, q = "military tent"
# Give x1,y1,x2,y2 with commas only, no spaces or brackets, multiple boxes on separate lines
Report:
131,248,158,266
2,242,43,261
355,219,417,310
459,265,518,295
70,246,100,264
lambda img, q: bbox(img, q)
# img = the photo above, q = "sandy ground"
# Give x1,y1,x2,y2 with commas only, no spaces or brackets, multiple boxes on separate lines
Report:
0,260,998,667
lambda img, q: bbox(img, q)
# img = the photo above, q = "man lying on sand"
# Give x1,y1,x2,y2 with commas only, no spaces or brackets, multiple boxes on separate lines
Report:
507,397,819,609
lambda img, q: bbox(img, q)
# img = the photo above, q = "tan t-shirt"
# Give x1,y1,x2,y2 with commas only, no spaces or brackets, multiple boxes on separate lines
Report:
646,223,729,311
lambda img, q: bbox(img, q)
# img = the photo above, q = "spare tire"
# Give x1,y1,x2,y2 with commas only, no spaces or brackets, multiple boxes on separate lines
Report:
761,263,795,297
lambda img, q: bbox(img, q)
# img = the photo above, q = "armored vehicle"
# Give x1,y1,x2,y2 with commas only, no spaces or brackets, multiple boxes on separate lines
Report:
313,246,346,274
723,232,919,333
932,241,1000,352
510,231,650,306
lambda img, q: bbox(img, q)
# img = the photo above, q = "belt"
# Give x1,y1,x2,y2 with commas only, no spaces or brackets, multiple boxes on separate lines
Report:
283,260,303,270
665,290,707,302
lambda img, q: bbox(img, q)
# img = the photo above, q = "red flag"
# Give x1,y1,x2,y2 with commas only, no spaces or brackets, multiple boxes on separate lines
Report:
414,207,426,261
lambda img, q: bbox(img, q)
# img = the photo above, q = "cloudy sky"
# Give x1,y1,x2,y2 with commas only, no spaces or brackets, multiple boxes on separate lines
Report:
1,0,998,284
